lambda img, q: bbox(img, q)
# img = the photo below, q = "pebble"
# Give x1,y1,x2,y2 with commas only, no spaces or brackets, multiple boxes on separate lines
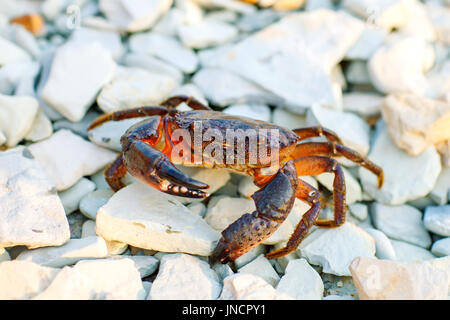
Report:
15,236,109,268
298,222,376,276
42,42,116,122
149,253,221,300
96,182,220,256
234,244,267,269
400,0,437,42
0,147,70,249
345,60,372,85
129,32,199,73
390,239,436,263
424,205,450,237
437,140,450,168
0,36,31,66
178,19,238,49
33,258,146,300
342,92,383,117
359,123,442,205
58,177,96,215
223,104,271,122
429,167,450,205
350,256,448,300
363,227,397,260
0,93,39,147
315,167,362,204
371,203,431,248
79,189,115,220
276,258,324,300
348,203,368,221
24,110,53,142
28,129,117,191
97,66,178,113
381,93,450,156
237,254,280,287
170,83,209,107
271,108,308,130
111,255,159,278
345,25,387,60
220,273,292,300
431,238,450,257
427,2,450,45
53,111,100,139
0,60,39,96
80,220,128,256
98,0,173,32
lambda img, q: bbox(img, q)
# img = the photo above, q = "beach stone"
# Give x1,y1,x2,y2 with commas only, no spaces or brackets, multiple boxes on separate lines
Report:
342,92,383,117
0,60,39,96
16,236,109,268
52,111,100,139
276,258,324,300
97,66,178,114
111,255,159,278
315,167,362,204
96,182,220,256
345,60,372,85
349,203,368,221
178,19,238,49
220,273,292,300
169,83,209,107
345,25,387,60
363,227,397,260
431,238,450,257
223,104,271,122
391,239,436,262
0,147,70,249
381,93,450,156
437,141,450,168
427,2,450,45
359,123,441,205
237,254,280,287
297,222,376,276
0,36,31,66
79,189,115,220
350,256,448,300
58,178,96,215
399,0,436,41
0,93,39,147
234,244,267,269
81,220,97,238
24,110,53,142
424,205,450,237
372,203,431,248
430,167,450,205
28,129,117,191
42,42,116,122
271,108,308,130
149,253,221,300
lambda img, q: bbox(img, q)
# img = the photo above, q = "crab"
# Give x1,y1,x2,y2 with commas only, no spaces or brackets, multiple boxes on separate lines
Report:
88,96,384,264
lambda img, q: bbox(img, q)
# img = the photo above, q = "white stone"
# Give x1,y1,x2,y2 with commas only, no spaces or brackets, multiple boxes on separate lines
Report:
192,68,283,107
430,168,450,205
176,166,231,198
381,93,450,156
368,35,434,96
399,0,437,41
193,0,256,14
276,258,324,300
207,10,364,112
223,104,271,122
111,255,159,278
359,123,442,205
170,83,209,107
68,27,125,61
0,261,60,300
350,256,448,300
175,0,204,24
24,110,53,142
349,203,368,221
345,26,387,60
96,182,220,256
123,53,184,84
33,258,146,300
58,178,96,215
307,104,371,156
342,92,383,117
238,254,280,287
431,237,450,257
149,253,221,300
372,203,431,248
234,244,267,269
151,8,185,36
427,2,450,45
437,140,450,168
424,205,450,236
315,167,363,205
219,273,292,300
53,111,100,139
0,247,10,262
81,220,128,255
129,32,199,73
363,227,397,260
99,0,173,33
97,67,178,114
81,220,96,238
0,93,39,147
178,19,238,49
426,60,450,102
298,222,376,276
345,60,372,85
16,236,109,268
271,108,308,130
0,60,39,96
42,42,116,122
0,147,70,249
28,129,117,191
0,36,31,66
391,239,436,262
80,189,115,220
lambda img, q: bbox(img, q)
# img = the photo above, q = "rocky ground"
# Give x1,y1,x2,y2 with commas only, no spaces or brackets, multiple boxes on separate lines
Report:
0,0,450,300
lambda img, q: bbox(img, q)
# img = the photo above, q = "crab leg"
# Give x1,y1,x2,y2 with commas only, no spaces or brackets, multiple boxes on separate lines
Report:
160,95,212,111
210,160,298,264
294,156,346,228
291,141,384,188
104,154,128,191
293,126,342,143
264,179,321,259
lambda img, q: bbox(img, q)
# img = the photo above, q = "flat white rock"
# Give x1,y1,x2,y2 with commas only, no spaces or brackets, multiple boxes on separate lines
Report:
271,108,308,130
0,147,70,248
178,19,238,49
79,189,115,220
276,258,324,300
237,254,280,287
16,236,109,268
342,92,383,117
359,123,442,205
42,42,116,122
297,222,376,276
371,203,431,248
58,178,96,215
430,167,450,205
424,205,450,237
28,129,117,191
350,256,448,300
149,253,221,300
0,36,31,66
431,238,450,257
391,239,436,263
111,255,159,278
96,182,221,256
223,104,271,122
24,110,53,142
363,227,397,260
0,93,39,147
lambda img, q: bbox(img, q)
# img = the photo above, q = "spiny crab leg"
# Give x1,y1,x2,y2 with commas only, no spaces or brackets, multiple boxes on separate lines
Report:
293,126,343,144
160,95,212,111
